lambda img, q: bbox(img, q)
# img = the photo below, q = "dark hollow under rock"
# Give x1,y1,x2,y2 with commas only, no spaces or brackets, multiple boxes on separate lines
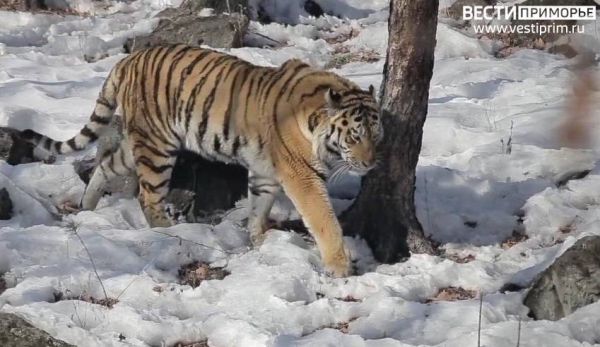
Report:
524,235,600,321
0,188,13,220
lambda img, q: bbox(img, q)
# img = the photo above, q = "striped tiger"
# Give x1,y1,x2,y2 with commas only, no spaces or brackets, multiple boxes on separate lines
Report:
21,44,382,277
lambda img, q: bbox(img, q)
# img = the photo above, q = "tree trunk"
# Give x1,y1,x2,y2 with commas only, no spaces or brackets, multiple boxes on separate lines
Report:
341,0,439,263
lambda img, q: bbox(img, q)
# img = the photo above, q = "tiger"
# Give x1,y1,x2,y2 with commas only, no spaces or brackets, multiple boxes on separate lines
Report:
21,44,382,277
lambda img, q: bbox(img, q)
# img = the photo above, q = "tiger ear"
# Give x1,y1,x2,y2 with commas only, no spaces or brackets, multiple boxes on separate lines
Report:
368,84,376,99
325,88,342,114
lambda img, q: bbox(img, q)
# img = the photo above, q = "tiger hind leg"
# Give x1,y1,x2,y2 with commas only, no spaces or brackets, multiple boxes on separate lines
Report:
81,141,135,210
130,136,178,228
247,172,280,245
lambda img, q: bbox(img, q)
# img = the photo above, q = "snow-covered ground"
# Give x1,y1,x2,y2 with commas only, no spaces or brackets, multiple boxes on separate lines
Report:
1,1,600,346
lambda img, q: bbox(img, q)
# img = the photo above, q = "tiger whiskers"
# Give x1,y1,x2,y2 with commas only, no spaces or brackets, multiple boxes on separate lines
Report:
328,161,351,185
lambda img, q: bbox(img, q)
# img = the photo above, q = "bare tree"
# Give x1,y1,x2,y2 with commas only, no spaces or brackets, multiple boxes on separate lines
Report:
342,0,439,262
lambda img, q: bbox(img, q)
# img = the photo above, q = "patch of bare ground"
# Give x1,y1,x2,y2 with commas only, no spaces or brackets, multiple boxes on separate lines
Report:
53,291,119,308
426,286,478,303
172,341,209,347
178,261,229,288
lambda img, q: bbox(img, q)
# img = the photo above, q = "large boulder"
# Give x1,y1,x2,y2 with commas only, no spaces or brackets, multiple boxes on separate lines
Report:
524,236,600,320
0,0,45,11
0,312,73,347
124,12,248,53
167,0,249,16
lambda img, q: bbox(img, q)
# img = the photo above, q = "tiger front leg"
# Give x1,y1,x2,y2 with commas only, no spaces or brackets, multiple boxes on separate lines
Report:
279,169,349,277
247,172,280,246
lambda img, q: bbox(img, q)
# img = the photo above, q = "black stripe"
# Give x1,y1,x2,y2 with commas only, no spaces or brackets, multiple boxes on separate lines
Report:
308,112,321,132
286,71,331,101
325,144,339,155
90,112,110,125
140,178,170,192
213,134,221,153
136,155,173,173
43,138,52,150
222,62,246,140
232,136,241,157
257,135,264,151
175,50,214,123
299,84,333,103
195,60,231,147
96,97,115,110
183,55,231,131
80,126,98,141
165,46,193,117
249,187,274,196
120,147,133,170
242,70,256,128
132,141,170,158
152,45,179,131
67,138,77,150
54,142,62,153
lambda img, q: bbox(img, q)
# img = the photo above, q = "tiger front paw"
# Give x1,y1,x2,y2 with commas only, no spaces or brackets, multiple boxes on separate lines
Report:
323,251,350,278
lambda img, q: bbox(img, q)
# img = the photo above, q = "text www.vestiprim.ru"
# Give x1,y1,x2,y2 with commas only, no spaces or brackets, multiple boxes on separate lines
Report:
472,22,585,35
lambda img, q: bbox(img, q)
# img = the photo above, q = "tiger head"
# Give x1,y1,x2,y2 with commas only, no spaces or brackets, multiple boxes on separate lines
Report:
312,86,382,178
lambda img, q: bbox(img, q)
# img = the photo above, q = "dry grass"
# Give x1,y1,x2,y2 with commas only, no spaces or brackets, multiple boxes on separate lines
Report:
501,230,529,249
323,27,360,45
325,46,380,69
426,286,478,302
323,317,359,334
559,223,574,234
178,261,229,288
445,253,476,264
53,291,119,308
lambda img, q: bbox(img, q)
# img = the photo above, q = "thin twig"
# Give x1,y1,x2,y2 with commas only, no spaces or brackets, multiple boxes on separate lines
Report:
248,31,284,46
148,228,246,255
516,318,521,347
72,227,109,302
340,71,384,77
478,293,484,347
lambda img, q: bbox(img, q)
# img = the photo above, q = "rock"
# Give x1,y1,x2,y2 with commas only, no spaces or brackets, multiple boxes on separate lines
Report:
124,13,248,53
0,188,13,220
0,0,44,11
524,236,600,320
170,0,249,16
0,312,74,347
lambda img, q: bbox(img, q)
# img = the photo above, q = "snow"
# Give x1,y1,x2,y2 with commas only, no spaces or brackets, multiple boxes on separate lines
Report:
2,1,600,347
